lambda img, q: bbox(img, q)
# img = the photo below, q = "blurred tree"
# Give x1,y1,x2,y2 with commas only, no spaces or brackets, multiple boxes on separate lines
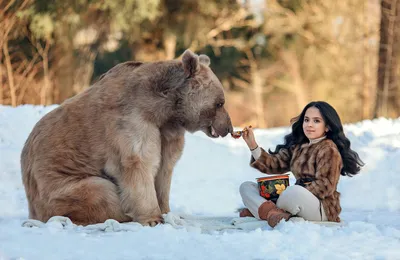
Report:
374,0,400,118
252,0,379,125
92,0,247,79
26,0,161,101
1,0,385,127
0,0,33,106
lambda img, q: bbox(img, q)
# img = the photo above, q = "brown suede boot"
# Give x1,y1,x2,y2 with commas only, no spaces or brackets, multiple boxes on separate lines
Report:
239,208,255,218
258,201,292,227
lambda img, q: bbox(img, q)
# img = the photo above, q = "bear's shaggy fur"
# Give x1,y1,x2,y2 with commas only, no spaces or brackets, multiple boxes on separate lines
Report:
21,50,233,226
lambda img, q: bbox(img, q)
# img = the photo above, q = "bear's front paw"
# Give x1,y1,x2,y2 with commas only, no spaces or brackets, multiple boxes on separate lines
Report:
47,216,74,229
160,205,170,215
141,215,164,227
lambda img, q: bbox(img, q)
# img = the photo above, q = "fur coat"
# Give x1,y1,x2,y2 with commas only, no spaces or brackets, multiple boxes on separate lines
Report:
251,139,343,222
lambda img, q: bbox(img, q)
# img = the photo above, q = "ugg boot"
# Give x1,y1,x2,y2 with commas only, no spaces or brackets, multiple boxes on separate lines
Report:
239,208,254,218
258,201,291,227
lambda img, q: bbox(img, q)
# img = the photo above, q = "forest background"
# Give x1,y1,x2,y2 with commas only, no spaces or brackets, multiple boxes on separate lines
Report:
1,0,399,128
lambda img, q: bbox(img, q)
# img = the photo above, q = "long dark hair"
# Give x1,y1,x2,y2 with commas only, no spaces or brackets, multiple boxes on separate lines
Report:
269,101,364,176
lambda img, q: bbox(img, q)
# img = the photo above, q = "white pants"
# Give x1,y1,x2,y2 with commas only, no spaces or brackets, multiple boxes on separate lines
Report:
239,181,327,221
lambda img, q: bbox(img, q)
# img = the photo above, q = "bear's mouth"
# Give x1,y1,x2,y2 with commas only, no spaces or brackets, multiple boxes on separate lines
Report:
208,125,220,138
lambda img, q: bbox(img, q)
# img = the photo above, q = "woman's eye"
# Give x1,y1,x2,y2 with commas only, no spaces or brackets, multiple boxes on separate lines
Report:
304,119,309,122
314,120,320,123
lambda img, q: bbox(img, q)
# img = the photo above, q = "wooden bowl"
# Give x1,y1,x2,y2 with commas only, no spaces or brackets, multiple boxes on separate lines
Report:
256,174,290,203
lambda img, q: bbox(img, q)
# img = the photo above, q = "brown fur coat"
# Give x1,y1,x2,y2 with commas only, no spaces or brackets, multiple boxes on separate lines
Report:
251,139,342,222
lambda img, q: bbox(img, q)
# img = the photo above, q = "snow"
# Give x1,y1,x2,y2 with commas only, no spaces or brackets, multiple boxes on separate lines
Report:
0,105,399,260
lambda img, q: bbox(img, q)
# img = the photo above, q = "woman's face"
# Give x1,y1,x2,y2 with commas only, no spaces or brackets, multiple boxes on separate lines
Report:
302,107,328,140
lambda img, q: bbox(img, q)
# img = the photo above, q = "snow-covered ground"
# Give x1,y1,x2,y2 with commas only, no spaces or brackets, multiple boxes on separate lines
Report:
0,105,399,260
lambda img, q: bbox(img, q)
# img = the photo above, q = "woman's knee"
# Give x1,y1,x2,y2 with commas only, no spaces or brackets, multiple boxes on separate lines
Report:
281,185,307,198
239,181,257,195
276,185,309,209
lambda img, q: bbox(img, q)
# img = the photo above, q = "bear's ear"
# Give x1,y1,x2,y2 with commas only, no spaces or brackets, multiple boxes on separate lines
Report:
199,55,210,67
182,49,200,78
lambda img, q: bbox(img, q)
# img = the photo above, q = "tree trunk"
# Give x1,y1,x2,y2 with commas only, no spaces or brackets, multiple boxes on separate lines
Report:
280,51,307,112
40,53,50,105
361,0,372,119
389,0,400,114
54,43,75,103
251,70,267,128
72,48,97,95
245,48,267,128
3,41,16,107
163,31,177,60
374,0,399,118
54,44,97,103
0,50,3,105
39,41,52,105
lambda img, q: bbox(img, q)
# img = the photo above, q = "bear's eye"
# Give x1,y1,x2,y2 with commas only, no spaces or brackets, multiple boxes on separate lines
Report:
216,102,224,109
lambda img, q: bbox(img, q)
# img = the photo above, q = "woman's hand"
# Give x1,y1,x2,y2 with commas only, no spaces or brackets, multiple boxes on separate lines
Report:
242,125,258,150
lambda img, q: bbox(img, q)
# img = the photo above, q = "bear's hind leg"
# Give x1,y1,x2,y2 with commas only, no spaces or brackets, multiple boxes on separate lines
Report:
43,176,130,226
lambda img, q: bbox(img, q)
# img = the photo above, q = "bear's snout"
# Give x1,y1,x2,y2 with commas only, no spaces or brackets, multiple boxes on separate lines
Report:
212,112,233,137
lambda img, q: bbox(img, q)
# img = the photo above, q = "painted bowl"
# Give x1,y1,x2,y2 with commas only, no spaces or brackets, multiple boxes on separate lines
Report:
256,174,290,203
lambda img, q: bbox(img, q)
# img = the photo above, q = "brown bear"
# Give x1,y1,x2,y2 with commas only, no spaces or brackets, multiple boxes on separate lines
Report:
21,49,233,227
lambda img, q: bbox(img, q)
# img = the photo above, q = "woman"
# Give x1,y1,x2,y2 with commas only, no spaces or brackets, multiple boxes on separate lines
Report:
239,101,364,227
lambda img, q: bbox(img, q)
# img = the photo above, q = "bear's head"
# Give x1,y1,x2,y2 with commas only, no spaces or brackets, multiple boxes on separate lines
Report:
179,50,233,138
